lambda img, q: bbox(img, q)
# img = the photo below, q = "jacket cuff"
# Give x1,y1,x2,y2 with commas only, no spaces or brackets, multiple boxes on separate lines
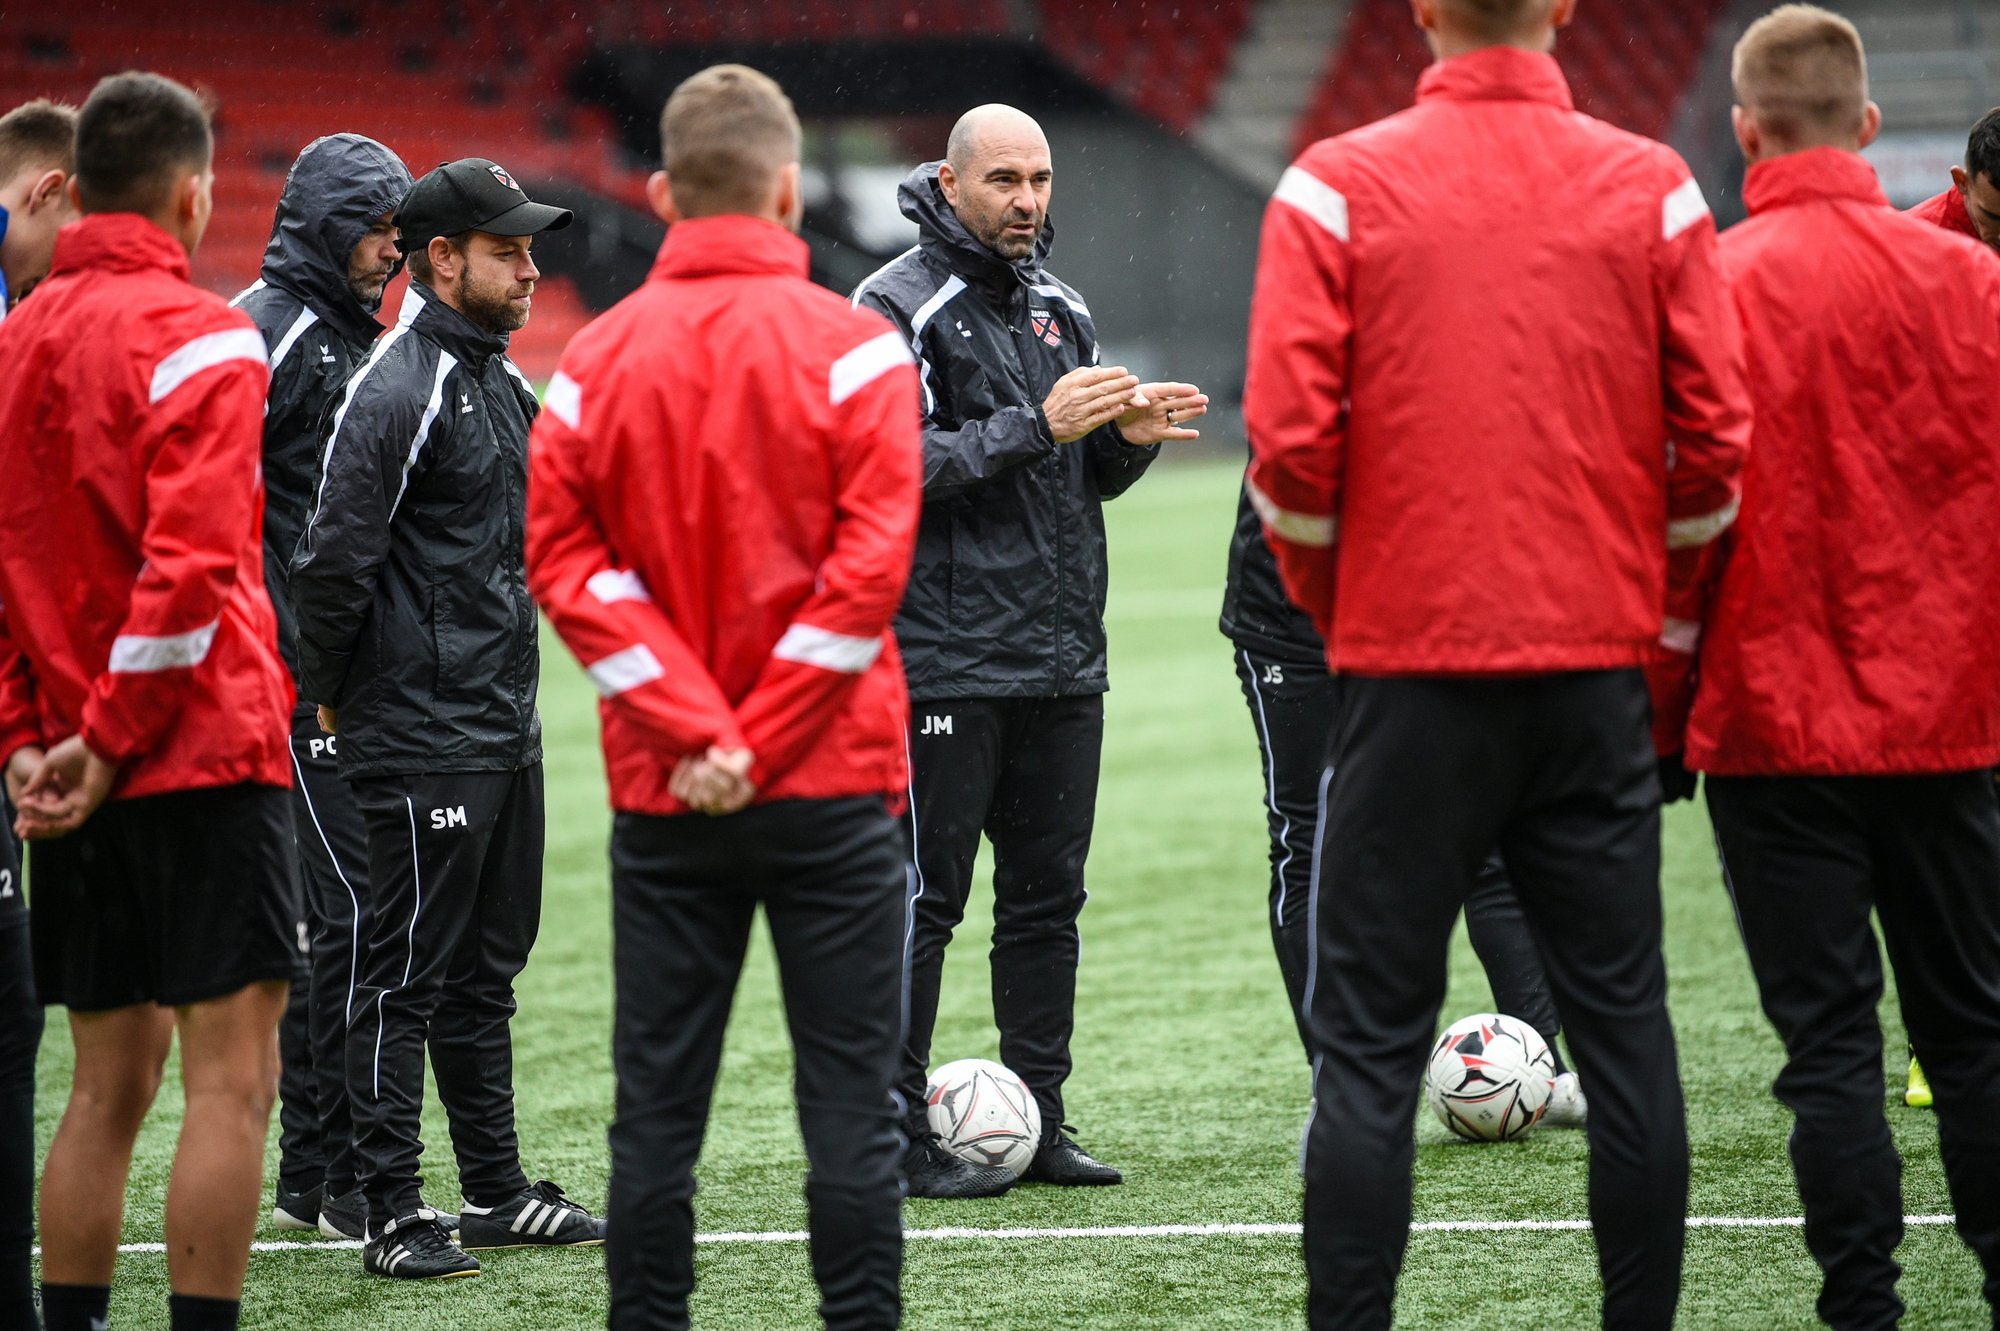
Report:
0,726,40,772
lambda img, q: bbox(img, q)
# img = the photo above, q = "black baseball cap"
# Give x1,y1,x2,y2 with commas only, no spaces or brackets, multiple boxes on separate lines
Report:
395,157,572,254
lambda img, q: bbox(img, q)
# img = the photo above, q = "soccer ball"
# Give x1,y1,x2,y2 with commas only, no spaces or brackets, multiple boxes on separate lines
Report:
925,1057,1042,1176
1424,1012,1556,1142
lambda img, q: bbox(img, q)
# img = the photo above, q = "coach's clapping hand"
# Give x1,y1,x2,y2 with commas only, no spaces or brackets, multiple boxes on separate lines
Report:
1042,366,1143,444
1117,382,1208,445
13,735,119,841
671,745,757,817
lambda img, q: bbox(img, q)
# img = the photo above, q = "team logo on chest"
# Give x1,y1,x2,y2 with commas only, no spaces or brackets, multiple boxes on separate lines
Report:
1030,310,1062,347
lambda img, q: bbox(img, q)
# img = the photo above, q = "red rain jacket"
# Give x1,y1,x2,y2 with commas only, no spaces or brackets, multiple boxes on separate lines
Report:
527,215,921,814
1909,186,1981,243
1685,149,2000,775
1244,48,1750,721
0,214,292,799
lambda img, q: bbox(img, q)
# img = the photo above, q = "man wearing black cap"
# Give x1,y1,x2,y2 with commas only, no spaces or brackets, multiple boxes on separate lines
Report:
291,157,604,1281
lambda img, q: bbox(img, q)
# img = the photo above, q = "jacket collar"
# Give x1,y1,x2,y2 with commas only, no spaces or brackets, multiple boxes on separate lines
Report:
1743,147,1889,217
650,214,809,282
401,280,509,367
47,213,192,285
897,160,1053,294
1416,46,1575,111
1926,183,1977,237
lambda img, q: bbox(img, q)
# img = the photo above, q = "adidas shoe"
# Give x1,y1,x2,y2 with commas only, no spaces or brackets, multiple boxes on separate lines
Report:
457,1180,606,1249
362,1210,479,1280
1542,1073,1588,1129
1907,1057,1934,1110
319,1188,459,1240
271,1181,322,1232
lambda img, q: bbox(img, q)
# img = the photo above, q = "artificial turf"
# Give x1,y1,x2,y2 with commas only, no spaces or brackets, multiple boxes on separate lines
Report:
29,456,1986,1328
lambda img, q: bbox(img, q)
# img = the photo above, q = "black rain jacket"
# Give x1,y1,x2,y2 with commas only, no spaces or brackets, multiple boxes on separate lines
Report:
289,281,543,778
234,133,412,680
1219,471,1323,662
853,162,1158,702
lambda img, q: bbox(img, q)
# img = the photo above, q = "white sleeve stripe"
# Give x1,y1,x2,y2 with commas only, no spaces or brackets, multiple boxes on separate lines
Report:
1663,178,1711,242
389,354,458,519
830,330,915,406
586,643,665,698
1667,493,1739,549
501,358,534,395
228,278,267,308
773,623,883,673
149,328,270,404
1661,617,1701,654
108,618,220,673
268,307,321,371
545,371,581,429
586,568,651,604
1246,476,1338,548
393,283,424,328
1273,166,1350,243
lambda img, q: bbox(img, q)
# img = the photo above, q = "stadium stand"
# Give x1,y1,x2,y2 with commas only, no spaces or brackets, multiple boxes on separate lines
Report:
1034,0,1257,133
1294,0,1731,151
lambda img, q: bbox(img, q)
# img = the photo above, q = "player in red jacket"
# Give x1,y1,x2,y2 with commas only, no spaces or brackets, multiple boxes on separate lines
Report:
1245,1,1751,1325
0,74,300,1331
1676,10,2000,1325
1907,106,2000,251
526,66,921,1331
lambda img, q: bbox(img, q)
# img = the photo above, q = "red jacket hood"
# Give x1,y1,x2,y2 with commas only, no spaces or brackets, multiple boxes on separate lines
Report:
48,212,193,283
1416,46,1574,111
1744,147,1888,216
651,214,809,283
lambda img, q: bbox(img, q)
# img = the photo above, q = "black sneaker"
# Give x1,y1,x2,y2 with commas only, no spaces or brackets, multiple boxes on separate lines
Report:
271,1181,322,1232
904,1128,1017,1200
457,1180,606,1249
319,1188,459,1240
1025,1129,1122,1186
362,1210,479,1280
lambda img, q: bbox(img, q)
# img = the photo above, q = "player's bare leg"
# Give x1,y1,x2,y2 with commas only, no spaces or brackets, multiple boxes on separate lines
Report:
38,1004,174,1283
165,980,287,1298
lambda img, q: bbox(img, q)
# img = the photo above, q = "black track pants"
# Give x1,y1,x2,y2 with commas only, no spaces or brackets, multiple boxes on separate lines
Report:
0,801,38,1327
1303,671,1685,1331
606,798,905,1331
1232,649,1565,1068
277,706,374,1195
347,765,542,1227
1709,773,2000,1330
899,695,1102,1131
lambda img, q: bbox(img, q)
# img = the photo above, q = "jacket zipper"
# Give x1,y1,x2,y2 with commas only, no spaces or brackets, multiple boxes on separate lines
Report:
1008,286,1065,694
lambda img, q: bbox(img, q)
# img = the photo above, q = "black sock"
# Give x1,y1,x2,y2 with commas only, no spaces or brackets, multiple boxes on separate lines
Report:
40,1282,111,1331
168,1291,241,1330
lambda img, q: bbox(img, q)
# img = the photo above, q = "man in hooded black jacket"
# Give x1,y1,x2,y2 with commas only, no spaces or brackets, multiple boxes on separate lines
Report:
233,132,412,1238
853,104,1208,1198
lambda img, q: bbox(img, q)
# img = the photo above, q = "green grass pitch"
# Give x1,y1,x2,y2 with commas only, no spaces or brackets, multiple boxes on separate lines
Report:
29,456,1988,1328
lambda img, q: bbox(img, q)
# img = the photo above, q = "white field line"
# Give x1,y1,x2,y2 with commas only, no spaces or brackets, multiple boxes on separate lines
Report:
54,1214,1961,1256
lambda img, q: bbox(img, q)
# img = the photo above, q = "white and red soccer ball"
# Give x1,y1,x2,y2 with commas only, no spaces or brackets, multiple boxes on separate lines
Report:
1424,1012,1556,1142
925,1057,1042,1176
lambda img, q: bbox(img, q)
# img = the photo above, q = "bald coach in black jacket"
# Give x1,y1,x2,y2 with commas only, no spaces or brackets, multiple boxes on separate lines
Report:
853,104,1208,1198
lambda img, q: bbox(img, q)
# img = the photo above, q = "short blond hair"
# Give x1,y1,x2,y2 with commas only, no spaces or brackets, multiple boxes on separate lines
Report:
1733,4,1869,146
0,99,77,185
659,64,800,219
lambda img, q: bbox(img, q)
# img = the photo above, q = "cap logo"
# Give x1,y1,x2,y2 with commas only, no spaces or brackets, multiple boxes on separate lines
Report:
488,165,520,192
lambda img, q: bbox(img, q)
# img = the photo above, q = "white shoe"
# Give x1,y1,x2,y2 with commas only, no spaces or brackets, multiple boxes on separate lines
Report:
1543,1072,1587,1129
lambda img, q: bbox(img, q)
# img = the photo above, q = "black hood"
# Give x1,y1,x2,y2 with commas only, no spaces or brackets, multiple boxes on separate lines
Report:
259,134,413,348
897,160,1054,290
